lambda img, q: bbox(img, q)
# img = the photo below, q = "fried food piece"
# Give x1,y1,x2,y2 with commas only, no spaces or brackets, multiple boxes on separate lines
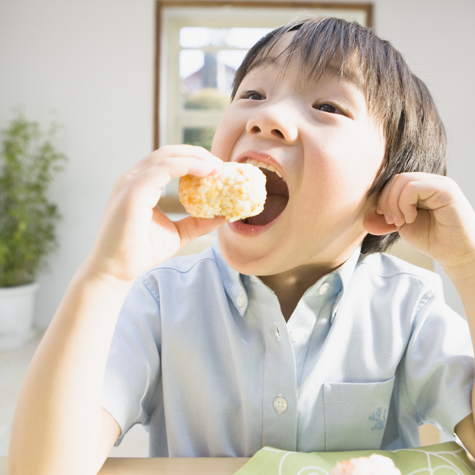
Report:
178,162,267,222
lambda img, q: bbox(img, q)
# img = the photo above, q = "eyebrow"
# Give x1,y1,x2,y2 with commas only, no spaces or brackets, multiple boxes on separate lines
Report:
322,64,365,93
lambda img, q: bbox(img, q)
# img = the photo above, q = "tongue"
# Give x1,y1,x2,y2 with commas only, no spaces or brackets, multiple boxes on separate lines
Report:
246,195,288,226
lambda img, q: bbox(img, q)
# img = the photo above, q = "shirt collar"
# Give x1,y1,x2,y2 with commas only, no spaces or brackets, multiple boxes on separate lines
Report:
212,240,249,316
212,240,361,320
309,246,361,296
323,246,361,323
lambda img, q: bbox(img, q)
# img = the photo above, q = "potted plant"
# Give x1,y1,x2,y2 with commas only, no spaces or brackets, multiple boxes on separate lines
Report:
0,111,66,350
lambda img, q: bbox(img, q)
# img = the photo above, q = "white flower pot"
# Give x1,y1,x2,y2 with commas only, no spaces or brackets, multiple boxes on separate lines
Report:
0,283,39,350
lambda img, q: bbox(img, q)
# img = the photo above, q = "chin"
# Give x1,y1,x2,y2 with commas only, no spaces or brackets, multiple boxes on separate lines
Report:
216,230,280,276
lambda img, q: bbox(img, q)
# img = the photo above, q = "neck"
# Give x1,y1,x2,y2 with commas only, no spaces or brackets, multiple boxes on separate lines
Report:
257,244,361,321
258,263,337,322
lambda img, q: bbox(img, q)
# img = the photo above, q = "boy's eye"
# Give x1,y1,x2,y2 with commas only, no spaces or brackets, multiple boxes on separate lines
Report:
243,91,265,101
315,103,338,114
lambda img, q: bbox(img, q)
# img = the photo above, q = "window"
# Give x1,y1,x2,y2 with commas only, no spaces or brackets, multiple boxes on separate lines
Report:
155,1,372,211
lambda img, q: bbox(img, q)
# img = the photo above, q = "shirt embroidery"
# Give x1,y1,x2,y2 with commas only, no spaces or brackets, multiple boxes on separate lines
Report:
369,407,387,430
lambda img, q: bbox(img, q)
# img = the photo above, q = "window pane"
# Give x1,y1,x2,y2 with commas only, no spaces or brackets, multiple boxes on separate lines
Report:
225,28,271,48
181,49,243,107
180,27,271,49
180,49,204,79
183,127,217,151
218,49,247,72
180,27,212,48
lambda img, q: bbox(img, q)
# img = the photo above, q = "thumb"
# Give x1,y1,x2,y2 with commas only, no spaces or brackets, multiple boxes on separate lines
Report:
175,216,226,247
363,211,398,236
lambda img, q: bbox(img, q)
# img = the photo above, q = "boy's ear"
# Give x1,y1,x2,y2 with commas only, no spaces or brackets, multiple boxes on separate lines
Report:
363,210,398,236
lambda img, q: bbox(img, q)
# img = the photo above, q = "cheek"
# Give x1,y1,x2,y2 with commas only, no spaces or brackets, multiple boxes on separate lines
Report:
326,127,385,191
300,133,384,209
211,109,241,161
210,123,228,161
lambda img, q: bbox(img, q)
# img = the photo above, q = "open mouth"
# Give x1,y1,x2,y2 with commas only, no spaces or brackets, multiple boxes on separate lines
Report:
240,161,289,226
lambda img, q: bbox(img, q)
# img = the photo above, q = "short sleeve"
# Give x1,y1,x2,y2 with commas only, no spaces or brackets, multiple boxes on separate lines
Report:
101,275,162,446
401,282,474,436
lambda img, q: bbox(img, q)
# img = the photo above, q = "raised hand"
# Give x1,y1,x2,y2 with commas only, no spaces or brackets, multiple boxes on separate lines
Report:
86,145,225,283
363,172,475,278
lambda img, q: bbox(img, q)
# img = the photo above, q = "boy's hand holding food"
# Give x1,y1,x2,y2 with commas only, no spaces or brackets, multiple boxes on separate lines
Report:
86,145,225,283
364,172,475,282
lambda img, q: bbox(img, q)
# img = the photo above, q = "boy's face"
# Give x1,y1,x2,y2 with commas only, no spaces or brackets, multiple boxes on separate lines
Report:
212,34,386,276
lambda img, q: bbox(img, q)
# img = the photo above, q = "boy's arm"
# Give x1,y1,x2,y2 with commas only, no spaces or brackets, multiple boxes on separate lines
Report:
448,272,475,453
455,414,475,455
8,268,131,475
8,146,223,475
364,172,475,454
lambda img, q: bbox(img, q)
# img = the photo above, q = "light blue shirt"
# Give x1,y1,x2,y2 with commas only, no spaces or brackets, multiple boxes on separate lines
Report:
102,242,474,457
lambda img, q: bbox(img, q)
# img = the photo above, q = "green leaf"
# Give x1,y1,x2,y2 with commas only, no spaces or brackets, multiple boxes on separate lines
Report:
0,110,68,287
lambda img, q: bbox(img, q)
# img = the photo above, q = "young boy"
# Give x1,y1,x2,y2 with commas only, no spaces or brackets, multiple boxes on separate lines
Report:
8,17,475,475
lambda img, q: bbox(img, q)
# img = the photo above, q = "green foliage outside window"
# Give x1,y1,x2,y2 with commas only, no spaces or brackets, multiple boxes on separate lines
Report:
183,127,216,152
184,87,230,110
0,111,67,287
183,88,229,151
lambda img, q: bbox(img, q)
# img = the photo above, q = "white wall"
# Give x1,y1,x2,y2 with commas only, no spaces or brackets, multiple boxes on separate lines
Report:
0,0,474,327
373,0,475,315
0,0,156,327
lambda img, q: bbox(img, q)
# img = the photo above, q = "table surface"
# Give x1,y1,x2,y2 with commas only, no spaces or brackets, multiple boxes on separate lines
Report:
0,457,250,474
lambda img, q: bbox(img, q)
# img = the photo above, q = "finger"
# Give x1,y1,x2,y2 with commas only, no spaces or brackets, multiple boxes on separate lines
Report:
129,145,223,176
376,174,398,224
379,173,445,226
363,211,398,236
111,156,222,213
175,216,226,247
385,174,415,226
130,156,221,192
397,176,458,224
158,156,221,180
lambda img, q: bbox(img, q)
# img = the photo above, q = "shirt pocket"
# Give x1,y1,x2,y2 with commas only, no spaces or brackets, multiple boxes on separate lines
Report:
323,376,395,451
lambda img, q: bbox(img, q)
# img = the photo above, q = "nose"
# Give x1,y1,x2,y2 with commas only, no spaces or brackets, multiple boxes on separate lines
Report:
246,101,299,143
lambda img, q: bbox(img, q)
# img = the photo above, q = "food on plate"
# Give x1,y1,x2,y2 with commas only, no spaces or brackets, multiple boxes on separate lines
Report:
330,454,402,475
178,162,267,222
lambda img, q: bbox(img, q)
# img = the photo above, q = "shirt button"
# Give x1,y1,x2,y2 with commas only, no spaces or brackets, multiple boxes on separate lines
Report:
319,282,330,295
273,394,288,415
236,293,246,308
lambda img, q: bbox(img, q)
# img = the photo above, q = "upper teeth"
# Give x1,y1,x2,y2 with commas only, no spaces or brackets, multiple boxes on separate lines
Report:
243,158,285,181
